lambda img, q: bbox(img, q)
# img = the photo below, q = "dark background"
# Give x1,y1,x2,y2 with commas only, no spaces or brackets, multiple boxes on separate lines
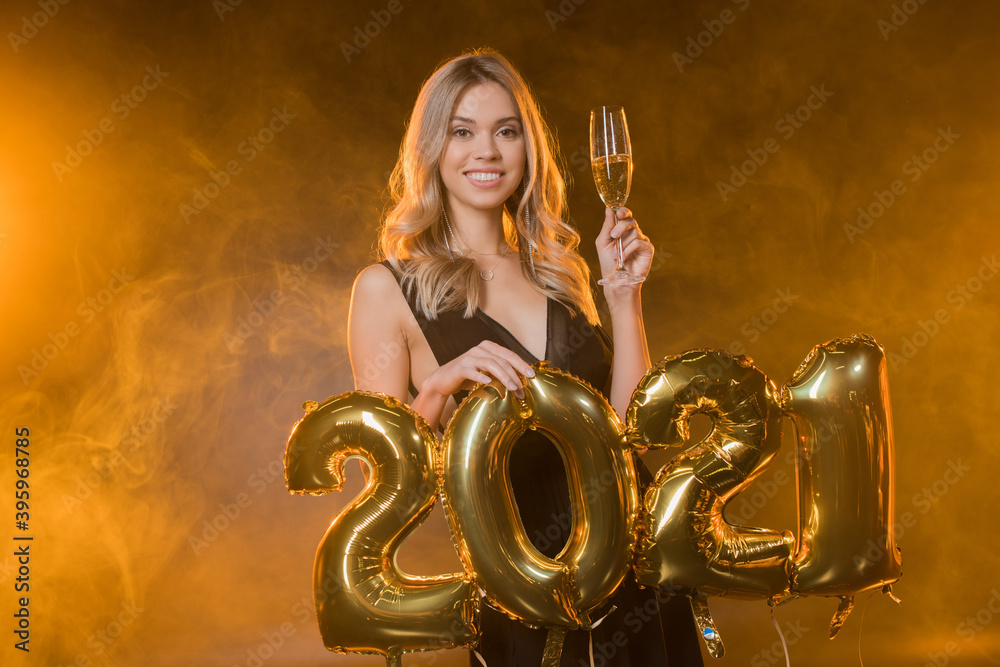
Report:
2,0,999,664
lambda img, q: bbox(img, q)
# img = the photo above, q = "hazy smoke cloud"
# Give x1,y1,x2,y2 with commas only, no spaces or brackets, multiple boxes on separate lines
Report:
2,0,998,665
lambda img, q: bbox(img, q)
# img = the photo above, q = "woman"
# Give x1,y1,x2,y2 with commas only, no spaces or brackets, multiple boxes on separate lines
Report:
348,49,703,666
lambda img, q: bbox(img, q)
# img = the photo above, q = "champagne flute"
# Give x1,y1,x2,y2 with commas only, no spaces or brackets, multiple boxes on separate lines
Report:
590,105,644,285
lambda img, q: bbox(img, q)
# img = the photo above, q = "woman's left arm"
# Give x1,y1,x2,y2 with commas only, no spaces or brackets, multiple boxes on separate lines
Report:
595,206,654,418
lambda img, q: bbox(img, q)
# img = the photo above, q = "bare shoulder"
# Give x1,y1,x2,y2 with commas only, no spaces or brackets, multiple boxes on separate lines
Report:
353,263,408,311
349,263,414,395
353,262,400,297
350,263,412,330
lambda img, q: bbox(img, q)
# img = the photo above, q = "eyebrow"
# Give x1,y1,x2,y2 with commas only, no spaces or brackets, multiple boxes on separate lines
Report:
450,115,522,125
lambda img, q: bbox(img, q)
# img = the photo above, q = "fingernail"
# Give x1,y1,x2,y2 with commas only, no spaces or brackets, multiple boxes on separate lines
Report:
526,368,536,377
507,381,518,390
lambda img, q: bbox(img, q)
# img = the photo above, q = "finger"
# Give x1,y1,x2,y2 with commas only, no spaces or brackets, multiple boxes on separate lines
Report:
478,341,536,378
616,227,650,249
611,218,638,240
598,208,617,241
474,358,524,393
615,206,633,220
463,349,523,388
619,233,651,252
465,366,494,385
620,237,653,264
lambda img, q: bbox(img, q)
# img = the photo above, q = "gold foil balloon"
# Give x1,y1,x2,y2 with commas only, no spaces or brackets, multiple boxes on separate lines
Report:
628,350,794,597
782,333,903,634
282,336,903,662
284,391,477,667
627,350,794,657
441,363,638,633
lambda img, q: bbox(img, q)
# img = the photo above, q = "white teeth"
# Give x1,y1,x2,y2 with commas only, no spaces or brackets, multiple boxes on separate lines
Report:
467,172,501,181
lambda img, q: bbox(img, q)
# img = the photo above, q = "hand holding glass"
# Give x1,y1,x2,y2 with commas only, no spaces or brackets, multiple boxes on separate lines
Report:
591,105,644,285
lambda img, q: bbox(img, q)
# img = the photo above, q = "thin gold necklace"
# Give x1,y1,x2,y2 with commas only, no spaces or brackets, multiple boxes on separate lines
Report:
478,244,510,281
441,206,509,280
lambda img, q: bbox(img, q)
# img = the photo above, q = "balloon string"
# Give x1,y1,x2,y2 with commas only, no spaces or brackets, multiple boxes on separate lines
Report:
587,605,617,667
856,590,876,667
769,607,790,667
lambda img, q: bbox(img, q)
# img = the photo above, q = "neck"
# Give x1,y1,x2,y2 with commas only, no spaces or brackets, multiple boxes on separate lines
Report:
444,200,506,254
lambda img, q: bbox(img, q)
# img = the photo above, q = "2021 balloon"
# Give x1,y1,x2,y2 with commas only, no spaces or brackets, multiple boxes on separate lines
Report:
285,334,902,665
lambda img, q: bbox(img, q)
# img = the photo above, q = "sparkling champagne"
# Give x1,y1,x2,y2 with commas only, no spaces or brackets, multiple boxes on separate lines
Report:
591,154,632,208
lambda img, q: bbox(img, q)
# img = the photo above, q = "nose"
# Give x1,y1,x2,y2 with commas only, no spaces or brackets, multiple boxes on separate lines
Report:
472,133,500,160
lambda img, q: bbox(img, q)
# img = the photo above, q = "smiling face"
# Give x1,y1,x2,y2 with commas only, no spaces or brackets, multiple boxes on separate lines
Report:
439,82,527,217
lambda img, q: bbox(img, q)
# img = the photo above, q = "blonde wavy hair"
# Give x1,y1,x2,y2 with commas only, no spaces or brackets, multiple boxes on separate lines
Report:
378,48,599,325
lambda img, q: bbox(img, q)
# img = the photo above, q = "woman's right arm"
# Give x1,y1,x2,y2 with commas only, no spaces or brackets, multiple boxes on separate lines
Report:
348,264,534,431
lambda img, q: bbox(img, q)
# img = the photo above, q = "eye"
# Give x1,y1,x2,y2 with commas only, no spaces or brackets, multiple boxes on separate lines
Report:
497,126,520,138
452,127,472,138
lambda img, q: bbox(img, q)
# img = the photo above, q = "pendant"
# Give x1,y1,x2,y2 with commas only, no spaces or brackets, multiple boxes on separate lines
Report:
480,270,494,281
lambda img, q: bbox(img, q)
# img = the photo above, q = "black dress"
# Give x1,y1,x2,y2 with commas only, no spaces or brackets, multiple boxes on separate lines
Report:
381,261,704,667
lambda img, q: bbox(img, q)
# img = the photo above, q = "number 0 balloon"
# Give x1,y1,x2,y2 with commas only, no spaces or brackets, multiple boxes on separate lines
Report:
442,365,637,636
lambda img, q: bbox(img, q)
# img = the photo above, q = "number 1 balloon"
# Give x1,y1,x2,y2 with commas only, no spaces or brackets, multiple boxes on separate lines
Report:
782,334,903,635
